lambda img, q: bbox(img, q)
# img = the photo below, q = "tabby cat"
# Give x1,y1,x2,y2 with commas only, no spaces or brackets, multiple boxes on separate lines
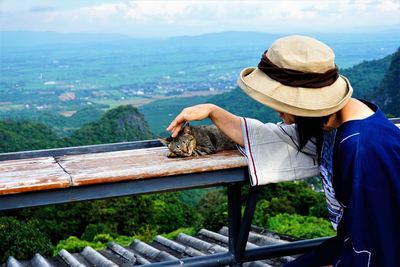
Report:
161,123,236,157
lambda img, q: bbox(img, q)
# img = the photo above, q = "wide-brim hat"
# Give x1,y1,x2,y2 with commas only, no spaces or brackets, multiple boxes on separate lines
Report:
237,35,353,117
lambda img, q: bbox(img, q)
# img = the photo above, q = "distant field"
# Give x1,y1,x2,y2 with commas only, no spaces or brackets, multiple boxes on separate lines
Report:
1,31,399,134
93,96,154,109
139,95,213,136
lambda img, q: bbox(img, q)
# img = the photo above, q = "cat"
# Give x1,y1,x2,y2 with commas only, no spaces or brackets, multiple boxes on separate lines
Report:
160,123,237,157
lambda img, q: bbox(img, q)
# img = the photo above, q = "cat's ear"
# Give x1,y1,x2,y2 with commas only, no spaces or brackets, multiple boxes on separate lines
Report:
183,123,191,134
159,137,172,146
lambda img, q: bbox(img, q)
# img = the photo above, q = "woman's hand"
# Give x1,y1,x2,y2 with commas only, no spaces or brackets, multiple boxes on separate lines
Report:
167,103,244,146
167,104,215,138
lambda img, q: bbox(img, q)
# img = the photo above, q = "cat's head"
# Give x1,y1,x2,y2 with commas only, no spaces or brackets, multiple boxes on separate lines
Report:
160,124,197,157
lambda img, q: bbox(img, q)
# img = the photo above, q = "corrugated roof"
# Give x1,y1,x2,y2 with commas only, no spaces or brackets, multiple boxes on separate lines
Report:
2,226,298,267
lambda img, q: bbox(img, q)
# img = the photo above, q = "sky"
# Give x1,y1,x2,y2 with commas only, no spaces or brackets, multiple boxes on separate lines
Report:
0,0,399,38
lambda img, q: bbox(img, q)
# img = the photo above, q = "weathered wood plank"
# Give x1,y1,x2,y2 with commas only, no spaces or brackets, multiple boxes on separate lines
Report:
0,140,163,161
59,147,247,186
0,157,71,195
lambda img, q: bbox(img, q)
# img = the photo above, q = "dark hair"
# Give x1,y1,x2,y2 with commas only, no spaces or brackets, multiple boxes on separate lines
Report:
295,115,331,164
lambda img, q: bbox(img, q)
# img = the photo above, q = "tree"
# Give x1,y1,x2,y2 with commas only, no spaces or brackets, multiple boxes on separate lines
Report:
0,217,53,262
197,190,228,231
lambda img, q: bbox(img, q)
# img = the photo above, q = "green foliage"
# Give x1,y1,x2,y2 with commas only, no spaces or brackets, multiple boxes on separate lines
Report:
15,203,93,244
0,217,53,262
149,192,202,233
341,53,393,99
161,227,197,240
252,200,270,228
130,225,159,243
114,235,136,247
267,213,336,239
0,121,60,153
197,190,228,231
259,181,328,218
81,224,114,242
252,181,329,229
177,188,217,207
53,236,105,255
54,233,134,256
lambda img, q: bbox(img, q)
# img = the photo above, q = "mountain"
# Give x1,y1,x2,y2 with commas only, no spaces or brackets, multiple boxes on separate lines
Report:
65,105,154,146
0,121,60,153
0,31,132,48
0,105,153,153
374,48,400,116
168,31,283,47
0,106,105,137
341,54,393,99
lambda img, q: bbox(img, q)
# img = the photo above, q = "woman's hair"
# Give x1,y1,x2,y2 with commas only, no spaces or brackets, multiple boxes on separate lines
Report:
295,115,331,164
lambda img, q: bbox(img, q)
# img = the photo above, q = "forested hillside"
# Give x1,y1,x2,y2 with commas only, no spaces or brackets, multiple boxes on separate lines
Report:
341,53,393,99
0,105,152,153
63,105,153,146
374,48,400,116
209,87,279,122
0,121,60,153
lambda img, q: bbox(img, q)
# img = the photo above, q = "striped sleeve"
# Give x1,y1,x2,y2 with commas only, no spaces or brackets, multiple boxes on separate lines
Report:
239,117,319,186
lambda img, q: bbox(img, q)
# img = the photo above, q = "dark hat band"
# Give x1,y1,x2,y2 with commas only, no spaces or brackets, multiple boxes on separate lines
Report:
258,50,339,88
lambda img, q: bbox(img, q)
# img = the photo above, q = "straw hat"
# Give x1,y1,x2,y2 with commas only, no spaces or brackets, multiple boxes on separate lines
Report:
237,35,353,117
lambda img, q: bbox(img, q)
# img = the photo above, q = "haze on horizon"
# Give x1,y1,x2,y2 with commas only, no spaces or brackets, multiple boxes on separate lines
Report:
1,0,399,38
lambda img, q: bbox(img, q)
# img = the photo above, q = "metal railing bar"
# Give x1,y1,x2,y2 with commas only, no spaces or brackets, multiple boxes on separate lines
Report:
137,237,332,266
235,185,262,261
242,236,332,262
0,168,247,211
389,117,400,124
227,183,242,267
141,251,234,267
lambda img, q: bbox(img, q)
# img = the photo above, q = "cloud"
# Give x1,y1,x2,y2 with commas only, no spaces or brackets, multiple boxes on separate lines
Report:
30,5,57,13
1,0,399,36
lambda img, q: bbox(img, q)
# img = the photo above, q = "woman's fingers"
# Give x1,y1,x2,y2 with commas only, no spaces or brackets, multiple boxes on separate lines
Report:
167,111,186,137
166,104,212,137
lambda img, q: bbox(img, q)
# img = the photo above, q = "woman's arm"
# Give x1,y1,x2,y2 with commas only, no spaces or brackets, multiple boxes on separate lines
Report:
166,104,244,146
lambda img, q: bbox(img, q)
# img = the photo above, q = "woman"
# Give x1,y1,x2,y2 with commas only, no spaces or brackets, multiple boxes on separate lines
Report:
167,35,400,266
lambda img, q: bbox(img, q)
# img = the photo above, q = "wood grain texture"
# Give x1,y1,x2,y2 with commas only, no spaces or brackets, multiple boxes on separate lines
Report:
59,147,247,186
0,147,247,195
0,157,71,195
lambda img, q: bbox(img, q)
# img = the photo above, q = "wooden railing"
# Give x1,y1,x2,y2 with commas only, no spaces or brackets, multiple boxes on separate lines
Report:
2,117,398,266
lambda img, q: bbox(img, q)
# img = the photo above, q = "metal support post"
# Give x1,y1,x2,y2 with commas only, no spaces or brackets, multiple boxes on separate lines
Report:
228,183,242,267
235,184,262,261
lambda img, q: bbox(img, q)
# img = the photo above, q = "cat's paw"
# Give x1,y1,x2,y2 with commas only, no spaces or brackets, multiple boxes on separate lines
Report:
166,152,178,158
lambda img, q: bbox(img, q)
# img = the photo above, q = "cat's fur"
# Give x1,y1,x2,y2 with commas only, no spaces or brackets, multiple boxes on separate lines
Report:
160,124,236,157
